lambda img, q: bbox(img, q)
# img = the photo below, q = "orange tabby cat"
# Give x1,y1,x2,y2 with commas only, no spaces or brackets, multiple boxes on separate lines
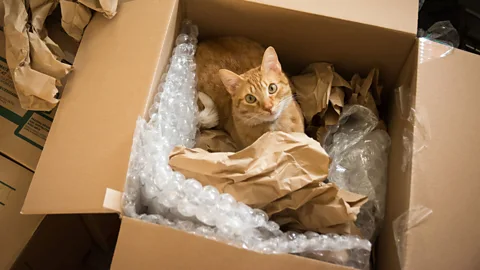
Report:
196,37,304,149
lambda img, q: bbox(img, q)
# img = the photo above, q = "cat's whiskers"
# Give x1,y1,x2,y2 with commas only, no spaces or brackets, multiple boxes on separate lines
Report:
273,95,294,111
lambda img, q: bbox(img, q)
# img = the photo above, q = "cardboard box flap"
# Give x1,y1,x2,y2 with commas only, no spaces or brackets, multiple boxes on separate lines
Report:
112,217,353,270
245,0,418,35
0,155,44,269
404,42,480,269
22,0,179,214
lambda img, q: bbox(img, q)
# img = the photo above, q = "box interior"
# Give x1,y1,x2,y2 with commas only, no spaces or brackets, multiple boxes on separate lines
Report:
22,0,423,269
184,0,415,90
120,0,420,269
18,1,480,269
184,1,419,269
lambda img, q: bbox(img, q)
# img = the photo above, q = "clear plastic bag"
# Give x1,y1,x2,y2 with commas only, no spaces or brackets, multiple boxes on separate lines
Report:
324,105,391,241
393,206,432,269
419,0,425,11
122,21,372,269
418,21,460,48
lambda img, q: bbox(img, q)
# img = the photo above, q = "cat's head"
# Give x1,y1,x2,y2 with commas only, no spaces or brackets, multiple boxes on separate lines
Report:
219,47,293,126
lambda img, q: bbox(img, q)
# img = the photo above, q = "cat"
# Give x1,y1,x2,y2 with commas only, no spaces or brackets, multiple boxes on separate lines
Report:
196,37,304,149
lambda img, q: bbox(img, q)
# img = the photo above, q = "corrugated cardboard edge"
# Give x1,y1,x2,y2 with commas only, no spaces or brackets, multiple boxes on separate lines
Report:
103,188,122,213
112,216,355,270
245,0,418,35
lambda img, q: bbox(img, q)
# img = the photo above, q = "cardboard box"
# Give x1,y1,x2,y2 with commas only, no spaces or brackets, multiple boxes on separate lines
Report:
0,155,44,269
0,11,79,170
0,28,57,171
0,155,102,270
21,0,480,269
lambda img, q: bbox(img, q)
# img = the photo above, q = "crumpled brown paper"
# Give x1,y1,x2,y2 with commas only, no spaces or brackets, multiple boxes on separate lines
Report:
349,68,382,117
60,0,117,41
195,130,238,153
60,0,92,42
4,0,70,111
265,182,367,235
170,131,368,234
292,63,384,143
291,63,350,125
79,0,117,18
3,0,117,110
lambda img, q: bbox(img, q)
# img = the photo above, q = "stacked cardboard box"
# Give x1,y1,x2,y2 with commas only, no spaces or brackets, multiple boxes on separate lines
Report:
0,5,119,267
0,155,43,269
19,0,480,270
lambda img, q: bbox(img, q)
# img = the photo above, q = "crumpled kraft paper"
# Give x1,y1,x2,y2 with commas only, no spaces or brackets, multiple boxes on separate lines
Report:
292,63,384,143
291,63,350,125
79,0,117,19
264,183,367,235
170,131,368,234
195,130,238,153
3,0,117,110
60,0,92,42
4,0,71,111
349,68,382,117
60,0,117,41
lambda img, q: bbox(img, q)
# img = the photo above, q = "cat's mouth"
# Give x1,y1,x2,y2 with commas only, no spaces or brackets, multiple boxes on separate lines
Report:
240,110,281,126
261,111,281,122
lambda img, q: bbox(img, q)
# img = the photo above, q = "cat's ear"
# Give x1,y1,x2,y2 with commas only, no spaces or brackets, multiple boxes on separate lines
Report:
261,46,282,77
219,69,243,95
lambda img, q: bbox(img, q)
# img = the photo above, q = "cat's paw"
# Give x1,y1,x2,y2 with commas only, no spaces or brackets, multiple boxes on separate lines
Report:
198,92,219,129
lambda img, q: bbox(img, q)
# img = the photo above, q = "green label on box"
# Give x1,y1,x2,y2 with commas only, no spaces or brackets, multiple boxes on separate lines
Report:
0,56,53,150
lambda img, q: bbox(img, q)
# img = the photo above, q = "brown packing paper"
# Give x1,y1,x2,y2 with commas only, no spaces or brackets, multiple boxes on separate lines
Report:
44,35,67,61
170,131,367,234
291,63,349,127
30,0,58,31
291,63,333,123
3,0,117,111
348,68,382,117
171,132,330,207
265,183,367,235
371,68,382,105
59,0,118,41
29,31,71,79
79,0,117,19
4,0,71,111
329,87,345,115
60,0,92,42
195,130,238,153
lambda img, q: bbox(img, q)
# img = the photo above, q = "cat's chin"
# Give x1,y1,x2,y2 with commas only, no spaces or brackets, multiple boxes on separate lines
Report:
262,112,281,122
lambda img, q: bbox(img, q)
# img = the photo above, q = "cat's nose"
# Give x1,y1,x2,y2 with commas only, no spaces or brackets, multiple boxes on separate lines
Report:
264,107,274,114
264,102,273,113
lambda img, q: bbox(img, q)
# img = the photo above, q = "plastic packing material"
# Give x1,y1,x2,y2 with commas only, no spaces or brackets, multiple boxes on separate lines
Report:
419,0,425,11
394,36,454,178
323,105,391,241
393,206,432,270
122,20,371,269
418,21,460,49
395,86,431,172
396,36,456,172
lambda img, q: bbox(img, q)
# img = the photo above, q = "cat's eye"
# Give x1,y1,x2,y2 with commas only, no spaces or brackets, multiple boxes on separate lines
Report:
245,94,257,103
268,83,278,94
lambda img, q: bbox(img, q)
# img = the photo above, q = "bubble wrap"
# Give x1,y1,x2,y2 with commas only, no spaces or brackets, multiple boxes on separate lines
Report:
324,105,391,241
122,21,371,269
